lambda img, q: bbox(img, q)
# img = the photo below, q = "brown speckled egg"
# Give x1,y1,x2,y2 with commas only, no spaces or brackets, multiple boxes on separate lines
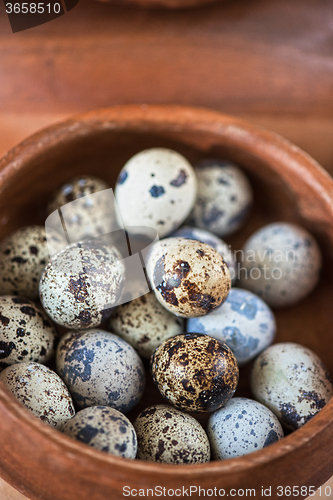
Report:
0,362,75,428
39,241,125,329
62,406,137,458
0,296,57,369
151,239,231,317
134,404,210,464
151,333,239,412
0,225,64,300
47,175,114,242
109,292,184,358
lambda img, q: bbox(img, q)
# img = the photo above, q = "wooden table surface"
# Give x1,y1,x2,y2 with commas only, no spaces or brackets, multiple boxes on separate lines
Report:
0,0,333,171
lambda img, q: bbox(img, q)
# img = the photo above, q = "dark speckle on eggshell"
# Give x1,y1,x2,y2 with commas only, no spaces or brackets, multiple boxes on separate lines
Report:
150,185,165,198
117,171,128,185
170,169,187,187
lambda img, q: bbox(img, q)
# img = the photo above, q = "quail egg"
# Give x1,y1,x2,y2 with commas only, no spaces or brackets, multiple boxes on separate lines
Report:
39,241,125,329
145,237,186,287
151,333,239,412
0,296,57,369
47,175,115,243
187,288,276,366
109,292,184,358
134,404,210,464
0,225,64,300
62,406,137,458
207,397,284,459
56,329,145,412
239,222,322,307
250,342,333,430
115,148,197,238
188,159,253,237
0,362,75,428
172,226,237,285
152,239,231,317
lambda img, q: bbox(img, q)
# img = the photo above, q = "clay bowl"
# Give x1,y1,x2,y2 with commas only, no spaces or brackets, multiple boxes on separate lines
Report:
0,105,333,500
94,0,223,9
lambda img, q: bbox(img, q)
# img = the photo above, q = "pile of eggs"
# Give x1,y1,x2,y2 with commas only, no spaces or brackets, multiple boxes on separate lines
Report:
0,147,331,465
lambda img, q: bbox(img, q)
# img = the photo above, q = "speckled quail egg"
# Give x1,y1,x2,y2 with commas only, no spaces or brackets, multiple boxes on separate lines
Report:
62,406,137,458
115,148,197,238
187,288,276,366
47,175,116,243
0,362,75,428
207,397,284,459
134,404,210,464
172,226,237,285
39,241,125,329
187,159,253,237
250,343,333,430
56,329,145,412
144,237,186,287
151,239,231,317
151,333,239,412
238,222,322,307
0,225,64,300
109,292,184,358
0,296,57,369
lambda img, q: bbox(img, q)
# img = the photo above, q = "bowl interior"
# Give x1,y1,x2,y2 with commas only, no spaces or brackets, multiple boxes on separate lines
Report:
0,106,332,499
1,120,332,376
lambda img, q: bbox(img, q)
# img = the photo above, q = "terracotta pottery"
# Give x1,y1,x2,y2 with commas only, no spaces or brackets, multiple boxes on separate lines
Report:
0,105,332,500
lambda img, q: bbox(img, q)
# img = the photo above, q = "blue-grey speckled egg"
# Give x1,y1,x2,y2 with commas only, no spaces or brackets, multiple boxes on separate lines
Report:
187,288,276,366
250,343,333,431
62,406,137,458
56,329,145,412
134,404,210,464
207,397,284,459
172,226,237,285
115,148,197,238
187,159,253,237
238,222,322,307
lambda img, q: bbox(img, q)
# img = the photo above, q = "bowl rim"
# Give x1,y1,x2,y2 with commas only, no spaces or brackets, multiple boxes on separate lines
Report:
0,104,332,495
